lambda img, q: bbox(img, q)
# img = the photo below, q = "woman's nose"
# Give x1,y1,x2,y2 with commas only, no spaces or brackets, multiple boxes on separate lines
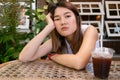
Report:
60,17,66,26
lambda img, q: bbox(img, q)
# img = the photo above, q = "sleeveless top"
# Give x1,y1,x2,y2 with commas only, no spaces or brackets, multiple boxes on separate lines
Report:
65,25,99,54
65,25,99,74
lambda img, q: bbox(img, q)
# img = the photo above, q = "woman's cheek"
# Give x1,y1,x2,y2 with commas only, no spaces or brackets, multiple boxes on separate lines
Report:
71,19,77,28
53,23,58,30
71,18,76,25
54,22,60,30
54,22,58,28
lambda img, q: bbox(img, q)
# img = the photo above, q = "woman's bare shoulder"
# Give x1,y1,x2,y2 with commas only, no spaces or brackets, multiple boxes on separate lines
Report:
85,25,98,34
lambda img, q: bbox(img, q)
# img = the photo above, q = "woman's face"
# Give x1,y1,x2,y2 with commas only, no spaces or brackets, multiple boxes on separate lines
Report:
53,7,77,39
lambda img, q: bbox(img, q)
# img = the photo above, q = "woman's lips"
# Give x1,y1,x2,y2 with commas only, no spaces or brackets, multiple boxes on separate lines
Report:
61,27,69,31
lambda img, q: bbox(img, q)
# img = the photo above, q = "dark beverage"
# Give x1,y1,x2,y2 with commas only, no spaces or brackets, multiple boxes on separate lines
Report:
92,57,112,79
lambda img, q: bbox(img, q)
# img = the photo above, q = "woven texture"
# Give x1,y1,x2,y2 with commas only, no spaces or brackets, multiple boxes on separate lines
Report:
0,60,120,80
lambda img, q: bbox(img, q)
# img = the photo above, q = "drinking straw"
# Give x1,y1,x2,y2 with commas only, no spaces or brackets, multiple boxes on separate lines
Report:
100,0,105,50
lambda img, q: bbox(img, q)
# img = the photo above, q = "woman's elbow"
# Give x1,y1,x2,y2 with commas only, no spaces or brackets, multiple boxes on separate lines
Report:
18,55,29,62
73,62,85,70
72,58,87,70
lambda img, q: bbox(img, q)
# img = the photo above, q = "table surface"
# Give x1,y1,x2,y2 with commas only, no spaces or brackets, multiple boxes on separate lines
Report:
0,59,120,80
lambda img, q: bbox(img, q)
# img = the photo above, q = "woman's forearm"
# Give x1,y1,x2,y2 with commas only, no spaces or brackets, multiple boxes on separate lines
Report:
51,54,85,70
19,25,52,62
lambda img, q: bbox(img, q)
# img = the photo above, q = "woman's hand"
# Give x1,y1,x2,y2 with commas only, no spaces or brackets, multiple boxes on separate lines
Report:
46,13,55,30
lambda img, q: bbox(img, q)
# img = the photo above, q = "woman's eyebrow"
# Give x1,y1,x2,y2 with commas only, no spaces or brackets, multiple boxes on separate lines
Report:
64,12,71,15
54,15,59,18
54,11,72,18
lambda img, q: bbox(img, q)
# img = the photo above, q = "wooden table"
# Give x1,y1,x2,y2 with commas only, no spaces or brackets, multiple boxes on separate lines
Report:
0,59,120,80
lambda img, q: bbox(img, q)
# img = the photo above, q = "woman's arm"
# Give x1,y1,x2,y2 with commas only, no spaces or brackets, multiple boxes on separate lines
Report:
19,13,54,62
51,26,98,70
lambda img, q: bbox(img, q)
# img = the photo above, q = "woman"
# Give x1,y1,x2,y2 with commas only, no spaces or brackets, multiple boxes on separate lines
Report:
19,0,99,70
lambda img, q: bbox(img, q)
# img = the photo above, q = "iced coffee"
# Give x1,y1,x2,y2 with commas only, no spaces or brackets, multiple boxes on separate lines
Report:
92,47,115,79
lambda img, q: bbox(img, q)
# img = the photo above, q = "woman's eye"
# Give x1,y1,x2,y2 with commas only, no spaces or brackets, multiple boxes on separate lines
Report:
65,15,71,18
54,18,60,21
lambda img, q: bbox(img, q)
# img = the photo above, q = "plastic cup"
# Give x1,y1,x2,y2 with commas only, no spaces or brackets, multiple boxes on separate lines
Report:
92,47,115,79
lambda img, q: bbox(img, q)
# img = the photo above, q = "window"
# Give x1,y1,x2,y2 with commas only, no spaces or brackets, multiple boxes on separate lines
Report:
105,1,120,19
105,21,120,37
71,2,104,15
